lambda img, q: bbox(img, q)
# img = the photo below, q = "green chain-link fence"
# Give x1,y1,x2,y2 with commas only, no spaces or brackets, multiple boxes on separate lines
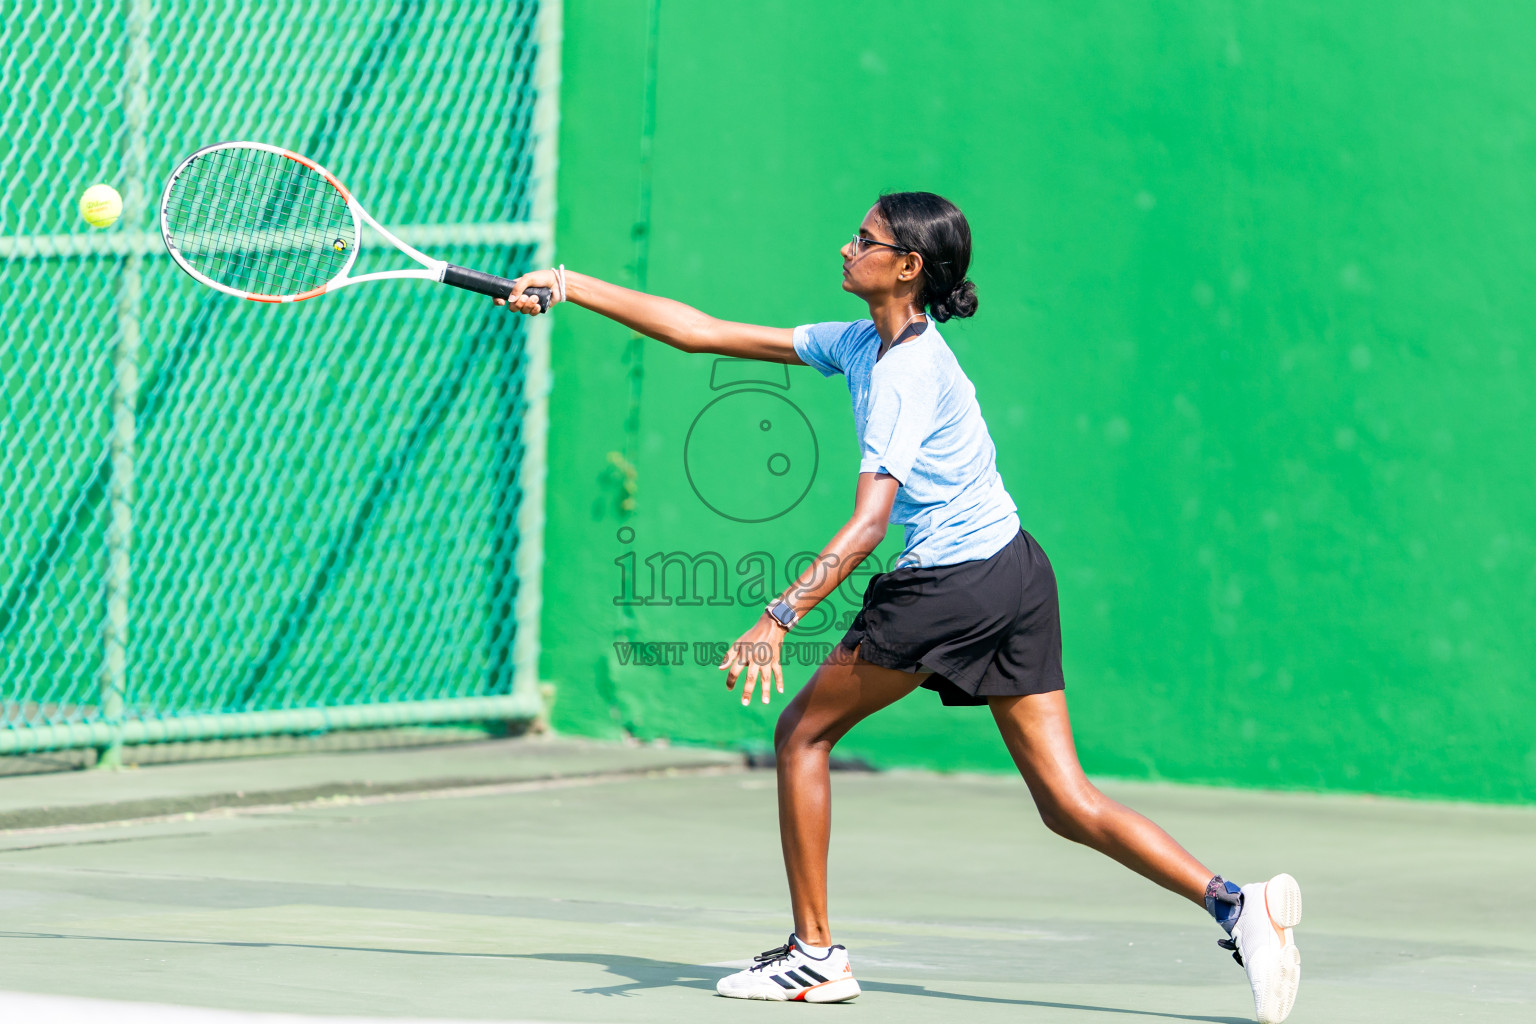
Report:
0,0,559,761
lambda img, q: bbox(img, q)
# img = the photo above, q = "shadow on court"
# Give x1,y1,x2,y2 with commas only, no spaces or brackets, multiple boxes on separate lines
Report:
0,932,1248,1023
516,952,1252,1022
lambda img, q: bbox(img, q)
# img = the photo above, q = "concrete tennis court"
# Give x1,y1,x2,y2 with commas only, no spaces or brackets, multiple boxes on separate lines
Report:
0,740,1529,1023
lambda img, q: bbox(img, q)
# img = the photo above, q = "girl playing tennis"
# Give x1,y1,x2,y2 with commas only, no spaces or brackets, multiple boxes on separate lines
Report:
499,192,1302,1023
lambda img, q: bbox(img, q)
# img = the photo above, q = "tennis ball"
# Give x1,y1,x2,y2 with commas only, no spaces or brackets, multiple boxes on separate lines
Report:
80,183,123,229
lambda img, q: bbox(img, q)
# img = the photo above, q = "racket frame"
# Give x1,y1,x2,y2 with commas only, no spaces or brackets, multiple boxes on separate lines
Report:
160,140,472,304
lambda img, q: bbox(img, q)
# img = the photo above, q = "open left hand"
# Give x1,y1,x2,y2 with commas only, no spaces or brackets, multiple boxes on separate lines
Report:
719,613,787,705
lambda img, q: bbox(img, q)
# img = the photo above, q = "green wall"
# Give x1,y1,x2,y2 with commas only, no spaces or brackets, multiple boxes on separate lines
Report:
542,0,1536,803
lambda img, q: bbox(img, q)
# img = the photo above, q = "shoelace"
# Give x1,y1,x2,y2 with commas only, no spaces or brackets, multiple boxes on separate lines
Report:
748,941,796,973
1217,937,1244,967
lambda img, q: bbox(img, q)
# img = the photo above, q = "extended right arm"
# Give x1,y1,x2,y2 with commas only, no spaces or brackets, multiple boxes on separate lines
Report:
499,268,802,365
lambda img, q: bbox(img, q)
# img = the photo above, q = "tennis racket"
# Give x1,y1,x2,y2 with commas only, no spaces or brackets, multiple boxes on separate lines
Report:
159,140,550,309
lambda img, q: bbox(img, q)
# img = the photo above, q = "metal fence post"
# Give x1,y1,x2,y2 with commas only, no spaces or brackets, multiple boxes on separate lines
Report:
504,0,563,724
97,0,152,769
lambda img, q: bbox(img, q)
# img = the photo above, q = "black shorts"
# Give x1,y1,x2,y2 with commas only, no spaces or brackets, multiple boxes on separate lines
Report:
839,529,1066,707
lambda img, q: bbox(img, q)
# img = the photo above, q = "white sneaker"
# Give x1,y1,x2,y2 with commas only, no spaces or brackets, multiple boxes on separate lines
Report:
715,935,861,1002
1225,873,1303,1023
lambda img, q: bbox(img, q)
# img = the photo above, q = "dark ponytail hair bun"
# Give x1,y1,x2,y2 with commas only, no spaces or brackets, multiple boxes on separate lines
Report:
931,279,978,322
874,191,977,322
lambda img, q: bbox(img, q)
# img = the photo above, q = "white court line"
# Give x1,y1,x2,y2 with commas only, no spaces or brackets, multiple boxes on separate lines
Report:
0,990,584,1024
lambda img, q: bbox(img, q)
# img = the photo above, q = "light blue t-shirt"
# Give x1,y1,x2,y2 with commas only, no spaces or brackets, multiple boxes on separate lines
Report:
793,319,1021,569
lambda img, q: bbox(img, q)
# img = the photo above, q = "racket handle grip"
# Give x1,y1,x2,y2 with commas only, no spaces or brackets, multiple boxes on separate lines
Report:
442,264,552,312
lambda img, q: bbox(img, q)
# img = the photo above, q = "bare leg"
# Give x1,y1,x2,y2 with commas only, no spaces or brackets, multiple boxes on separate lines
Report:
990,690,1212,905
773,645,928,945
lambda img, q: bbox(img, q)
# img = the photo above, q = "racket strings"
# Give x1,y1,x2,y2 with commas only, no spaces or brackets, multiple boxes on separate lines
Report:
164,146,357,298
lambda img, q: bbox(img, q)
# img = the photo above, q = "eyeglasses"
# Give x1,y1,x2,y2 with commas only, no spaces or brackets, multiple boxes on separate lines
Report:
849,234,912,256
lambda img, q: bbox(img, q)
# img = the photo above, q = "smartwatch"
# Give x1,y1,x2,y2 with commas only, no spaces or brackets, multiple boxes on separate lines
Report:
764,598,799,630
